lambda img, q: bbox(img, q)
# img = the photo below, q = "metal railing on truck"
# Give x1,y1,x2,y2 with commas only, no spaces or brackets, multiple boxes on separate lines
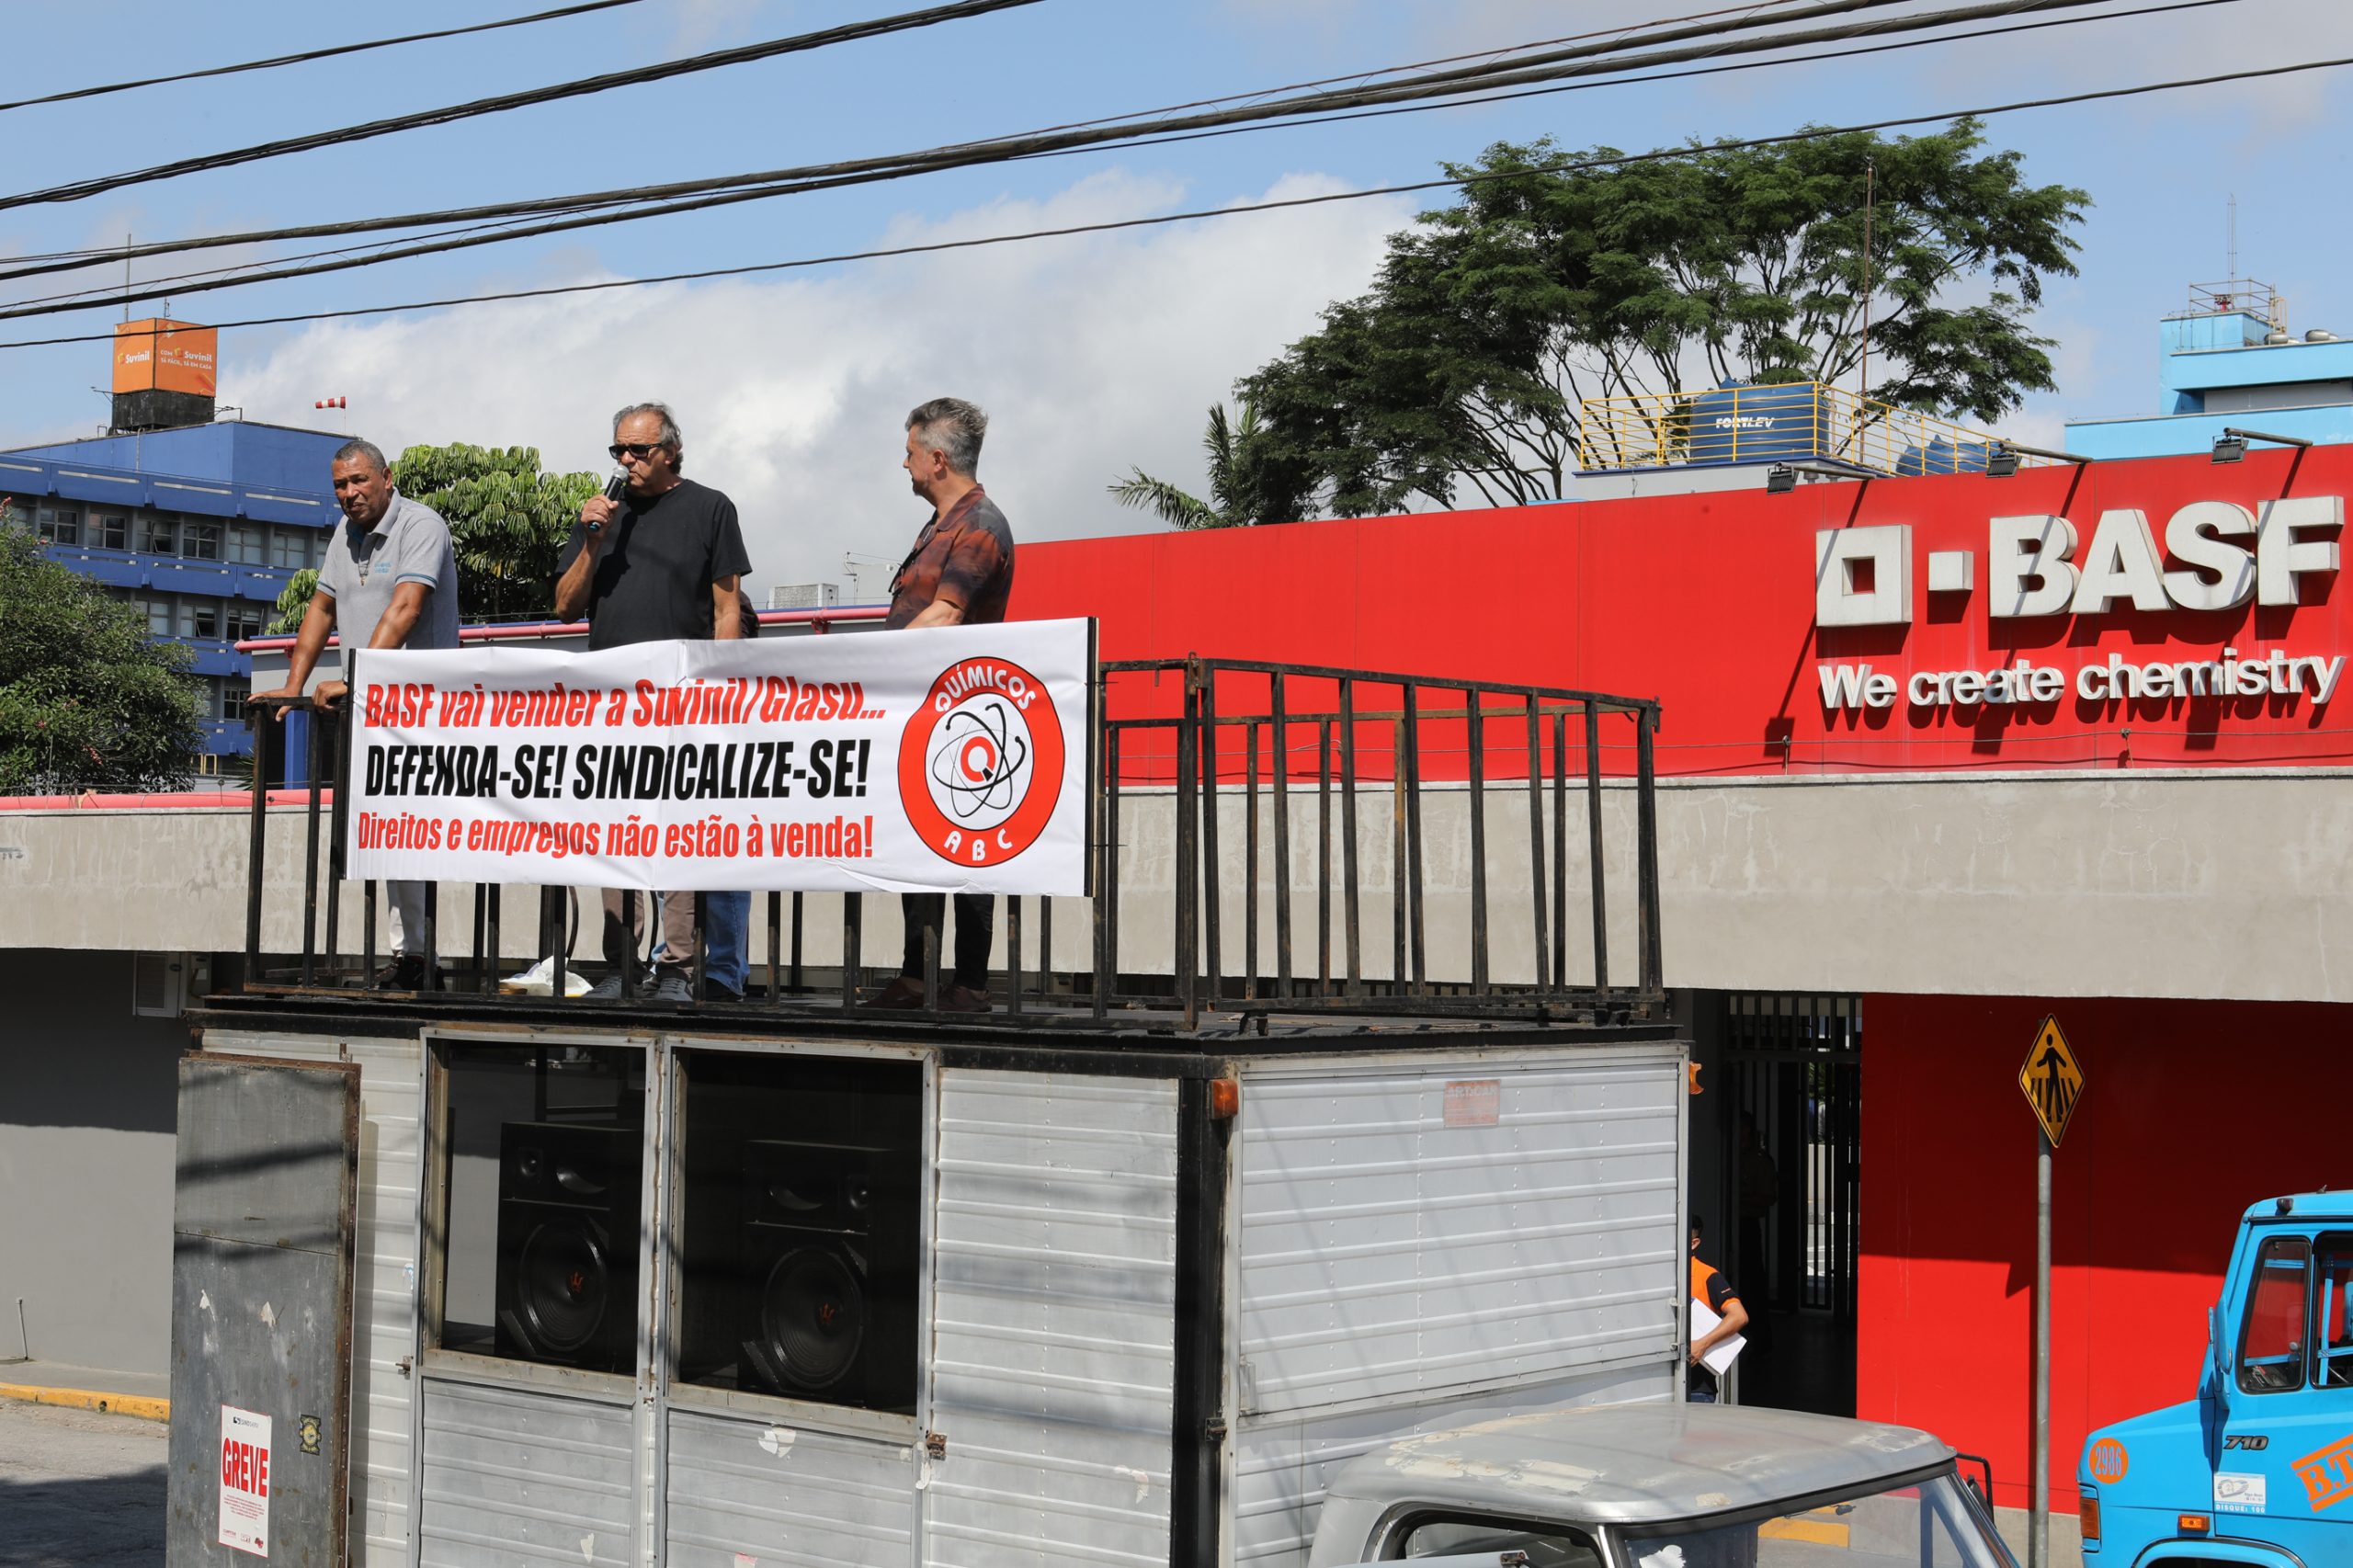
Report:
238,654,1664,1031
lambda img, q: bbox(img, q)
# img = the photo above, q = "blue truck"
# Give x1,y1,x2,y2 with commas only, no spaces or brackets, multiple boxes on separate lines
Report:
2078,1191,2353,1564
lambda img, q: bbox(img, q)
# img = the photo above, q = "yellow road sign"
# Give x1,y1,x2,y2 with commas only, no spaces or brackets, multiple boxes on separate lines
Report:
2019,1015,2085,1146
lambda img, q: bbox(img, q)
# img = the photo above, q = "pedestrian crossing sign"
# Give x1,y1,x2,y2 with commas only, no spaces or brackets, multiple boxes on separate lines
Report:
2019,1015,2085,1146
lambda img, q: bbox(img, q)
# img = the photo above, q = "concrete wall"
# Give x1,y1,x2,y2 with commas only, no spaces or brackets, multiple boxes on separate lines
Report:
0,949,186,1375
2,764,2349,1002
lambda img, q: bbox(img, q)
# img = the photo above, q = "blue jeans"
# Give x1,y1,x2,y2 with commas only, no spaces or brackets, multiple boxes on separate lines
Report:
704,891,752,997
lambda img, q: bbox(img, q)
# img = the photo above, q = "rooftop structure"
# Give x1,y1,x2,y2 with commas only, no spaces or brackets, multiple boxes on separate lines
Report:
1575,380,2061,498
2065,278,2353,458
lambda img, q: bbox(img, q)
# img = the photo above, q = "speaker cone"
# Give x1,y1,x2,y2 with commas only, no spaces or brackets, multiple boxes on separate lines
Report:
756,1247,865,1390
517,1218,609,1354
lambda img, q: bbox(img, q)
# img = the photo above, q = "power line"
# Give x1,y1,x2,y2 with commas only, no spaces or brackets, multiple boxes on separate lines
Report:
0,1,652,114
14,0,2215,317
0,0,1045,216
974,0,1822,142
0,0,1811,278
0,0,2127,306
11,51,2339,354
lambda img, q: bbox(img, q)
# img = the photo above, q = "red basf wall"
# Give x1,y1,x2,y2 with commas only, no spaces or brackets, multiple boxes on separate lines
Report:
1011,446,2351,776
1859,993,2353,1513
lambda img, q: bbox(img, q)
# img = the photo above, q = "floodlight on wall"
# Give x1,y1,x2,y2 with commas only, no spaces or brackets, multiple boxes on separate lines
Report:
1764,458,1866,494
1985,441,2094,477
2213,426,2314,464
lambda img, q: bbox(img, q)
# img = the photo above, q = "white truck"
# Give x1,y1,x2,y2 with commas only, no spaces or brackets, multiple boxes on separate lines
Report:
1308,1404,2015,1567
174,1013,1689,1568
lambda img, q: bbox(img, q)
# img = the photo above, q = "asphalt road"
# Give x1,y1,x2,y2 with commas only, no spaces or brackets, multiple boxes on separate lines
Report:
0,1399,166,1568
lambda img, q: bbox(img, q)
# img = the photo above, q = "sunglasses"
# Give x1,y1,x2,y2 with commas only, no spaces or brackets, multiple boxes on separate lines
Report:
608,441,668,460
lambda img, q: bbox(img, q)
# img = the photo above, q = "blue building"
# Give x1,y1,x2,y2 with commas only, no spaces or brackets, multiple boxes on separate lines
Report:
0,419,346,768
2064,279,2353,459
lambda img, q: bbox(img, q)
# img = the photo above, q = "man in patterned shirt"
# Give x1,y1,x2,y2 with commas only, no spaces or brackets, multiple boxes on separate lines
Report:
865,397,1014,1012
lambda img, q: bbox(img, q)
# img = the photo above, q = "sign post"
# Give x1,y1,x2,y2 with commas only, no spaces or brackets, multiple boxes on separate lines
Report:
2018,1016,2085,1568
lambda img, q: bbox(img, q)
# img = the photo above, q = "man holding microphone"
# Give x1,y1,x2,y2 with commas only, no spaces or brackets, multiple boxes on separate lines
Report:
555,401,750,1003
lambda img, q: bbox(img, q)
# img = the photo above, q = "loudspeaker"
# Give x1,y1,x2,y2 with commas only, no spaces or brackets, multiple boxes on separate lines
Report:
737,1138,916,1411
494,1122,642,1374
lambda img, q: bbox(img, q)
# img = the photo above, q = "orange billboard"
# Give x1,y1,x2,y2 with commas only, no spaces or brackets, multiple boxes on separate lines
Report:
112,319,218,397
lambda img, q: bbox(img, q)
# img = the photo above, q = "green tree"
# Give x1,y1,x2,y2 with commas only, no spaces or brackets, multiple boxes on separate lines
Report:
1243,119,2088,514
1107,398,1310,528
390,443,599,621
0,508,204,791
268,567,319,636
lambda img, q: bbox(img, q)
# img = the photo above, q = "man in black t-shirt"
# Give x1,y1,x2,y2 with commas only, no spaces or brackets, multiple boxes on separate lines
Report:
555,401,751,1003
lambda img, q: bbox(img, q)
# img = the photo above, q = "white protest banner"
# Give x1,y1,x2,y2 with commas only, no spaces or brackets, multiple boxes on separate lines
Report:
345,618,1095,895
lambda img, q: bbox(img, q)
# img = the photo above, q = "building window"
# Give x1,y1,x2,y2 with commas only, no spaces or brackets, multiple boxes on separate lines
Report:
432,1042,647,1378
141,516,177,555
269,529,313,570
142,597,174,638
94,512,129,551
181,600,222,641
228,524,267,564
219,682,250,720
184,521,222,561
226,604,266,642
673,1051,921,1415
35,503,81,546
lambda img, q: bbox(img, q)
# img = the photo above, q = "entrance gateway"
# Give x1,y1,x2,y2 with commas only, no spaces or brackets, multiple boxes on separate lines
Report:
175,651,1688,1567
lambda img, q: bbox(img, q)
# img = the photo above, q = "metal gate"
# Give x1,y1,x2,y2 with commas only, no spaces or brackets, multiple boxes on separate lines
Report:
1722,994,1860,1414
167,1052,361,1568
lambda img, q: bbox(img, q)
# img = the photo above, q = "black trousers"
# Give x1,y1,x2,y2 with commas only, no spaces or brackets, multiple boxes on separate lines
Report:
900,892,994,990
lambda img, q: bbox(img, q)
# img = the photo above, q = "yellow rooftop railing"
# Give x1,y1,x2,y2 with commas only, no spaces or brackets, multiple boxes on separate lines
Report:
1575,381,2059,477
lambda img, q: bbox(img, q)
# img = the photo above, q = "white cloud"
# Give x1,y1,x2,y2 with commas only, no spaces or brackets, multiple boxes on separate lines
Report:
229,168,1410,599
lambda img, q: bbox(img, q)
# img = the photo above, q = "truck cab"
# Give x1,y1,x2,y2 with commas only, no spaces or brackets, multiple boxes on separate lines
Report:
2078,1192,2353,1564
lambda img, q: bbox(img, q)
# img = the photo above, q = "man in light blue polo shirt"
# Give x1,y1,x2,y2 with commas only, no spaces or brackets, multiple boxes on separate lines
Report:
261,437,460,990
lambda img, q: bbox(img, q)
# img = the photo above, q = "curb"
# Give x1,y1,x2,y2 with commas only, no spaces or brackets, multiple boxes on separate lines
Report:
0,1381,169,1422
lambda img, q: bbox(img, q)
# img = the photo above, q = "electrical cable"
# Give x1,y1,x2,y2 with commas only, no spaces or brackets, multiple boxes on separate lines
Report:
0,1,652,115
961,0,1823,142
0,0,1046,215
0,0,2132,303
0,0,1938,290
18,0,2212,316
12,51,2338,354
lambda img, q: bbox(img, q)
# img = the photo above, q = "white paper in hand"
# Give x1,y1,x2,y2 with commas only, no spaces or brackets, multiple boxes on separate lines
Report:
1691,1297,1746,1377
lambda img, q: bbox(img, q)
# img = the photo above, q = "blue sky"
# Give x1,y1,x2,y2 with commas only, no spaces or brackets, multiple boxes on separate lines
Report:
6,0,2349,593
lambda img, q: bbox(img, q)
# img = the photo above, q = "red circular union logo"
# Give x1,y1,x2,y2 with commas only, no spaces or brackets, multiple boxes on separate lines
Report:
898,657,1064,869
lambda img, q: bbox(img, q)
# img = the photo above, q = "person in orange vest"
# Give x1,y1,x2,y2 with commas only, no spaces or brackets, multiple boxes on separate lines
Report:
1689,1214,1750,1403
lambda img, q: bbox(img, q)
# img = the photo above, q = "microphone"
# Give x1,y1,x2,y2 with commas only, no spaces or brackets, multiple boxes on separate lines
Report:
589,470,627,533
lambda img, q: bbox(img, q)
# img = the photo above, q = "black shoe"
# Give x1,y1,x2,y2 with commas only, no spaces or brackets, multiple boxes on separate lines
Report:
372,954,433,991
582,973,627,1002
709,983,745,1004
649,966,695,1005
938,983,993,1015
857,976,927,1011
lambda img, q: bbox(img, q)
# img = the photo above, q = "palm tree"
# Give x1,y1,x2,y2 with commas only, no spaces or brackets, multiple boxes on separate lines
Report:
1109,399,1276,529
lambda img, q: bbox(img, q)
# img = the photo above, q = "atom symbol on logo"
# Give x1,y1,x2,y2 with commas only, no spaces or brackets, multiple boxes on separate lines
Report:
926,698,1030,824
